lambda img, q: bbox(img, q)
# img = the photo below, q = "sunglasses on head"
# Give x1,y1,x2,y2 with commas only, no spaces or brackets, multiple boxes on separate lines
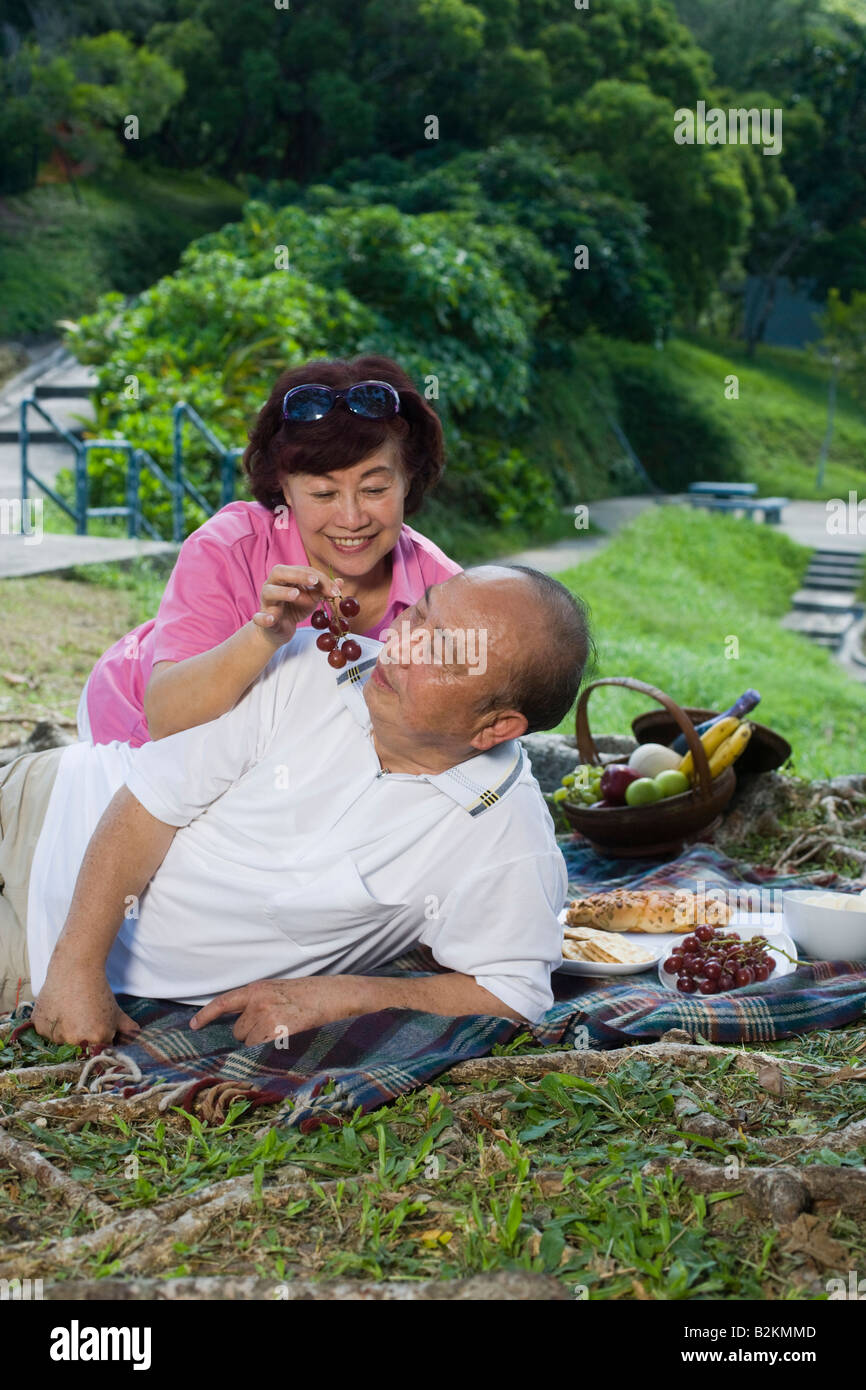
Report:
282,379,401,423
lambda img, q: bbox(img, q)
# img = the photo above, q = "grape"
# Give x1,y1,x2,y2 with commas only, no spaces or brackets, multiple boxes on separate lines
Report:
767,958,776,974
704,959,721,979
735,966,754,987
311,609,330,630
717,972,734,992
316,632,337,652
682,954,701,973
339,596,360,617
327,647,348,669
663,956,681,974
699,978,718,994
753,964,770,982
681,934,698,951
695,925,715,943
342,639,362,662
676,976,697,994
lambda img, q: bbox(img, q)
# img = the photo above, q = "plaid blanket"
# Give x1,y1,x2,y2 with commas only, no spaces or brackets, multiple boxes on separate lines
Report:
6,842,866,1130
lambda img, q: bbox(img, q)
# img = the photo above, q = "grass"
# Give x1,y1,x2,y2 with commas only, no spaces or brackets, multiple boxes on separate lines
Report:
1,504,864,1297
0,166,246,341
550,504,865,781
3,1022,866,1296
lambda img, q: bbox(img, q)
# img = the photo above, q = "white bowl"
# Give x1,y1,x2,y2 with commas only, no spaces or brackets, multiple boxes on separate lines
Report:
782,889,866,961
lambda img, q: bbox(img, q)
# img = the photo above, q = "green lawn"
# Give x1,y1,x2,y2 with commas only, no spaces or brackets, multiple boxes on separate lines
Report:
552,504,863,781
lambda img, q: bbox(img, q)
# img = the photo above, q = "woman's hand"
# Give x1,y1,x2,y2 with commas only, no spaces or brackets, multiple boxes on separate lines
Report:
252,566,344,646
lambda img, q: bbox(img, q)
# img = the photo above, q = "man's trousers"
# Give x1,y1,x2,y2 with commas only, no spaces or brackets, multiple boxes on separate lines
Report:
0,747,64,1011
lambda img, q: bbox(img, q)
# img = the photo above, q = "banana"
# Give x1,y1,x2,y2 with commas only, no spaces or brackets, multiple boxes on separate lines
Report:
707,721,753,777
678,715,741,780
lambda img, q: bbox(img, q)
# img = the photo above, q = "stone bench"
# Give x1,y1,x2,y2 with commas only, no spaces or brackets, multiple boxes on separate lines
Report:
689,495,788,524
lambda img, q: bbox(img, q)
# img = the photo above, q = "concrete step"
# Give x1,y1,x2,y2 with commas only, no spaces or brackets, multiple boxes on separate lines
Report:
800,574,862,591
33,384,95,401
806,559,864,573
791,588,863,612
0,427,85,444
800,558,861,575
811,549,864,561
782,609,857,637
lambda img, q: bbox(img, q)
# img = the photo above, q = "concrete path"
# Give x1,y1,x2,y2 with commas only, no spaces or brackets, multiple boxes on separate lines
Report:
498,495,866,574
0,533,178,579
494,494,664,573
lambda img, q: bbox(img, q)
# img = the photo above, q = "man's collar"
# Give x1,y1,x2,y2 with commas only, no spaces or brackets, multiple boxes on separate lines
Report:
333,637,526,816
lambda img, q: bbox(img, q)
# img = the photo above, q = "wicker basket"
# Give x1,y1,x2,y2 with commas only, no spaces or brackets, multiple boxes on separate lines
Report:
562,676,737,857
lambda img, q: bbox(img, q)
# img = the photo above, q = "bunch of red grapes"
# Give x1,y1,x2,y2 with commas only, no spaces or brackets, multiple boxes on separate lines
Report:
311,593,362,668
664,924,776,995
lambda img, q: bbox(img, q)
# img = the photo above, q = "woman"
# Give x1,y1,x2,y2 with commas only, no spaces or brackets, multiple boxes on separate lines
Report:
77,354,462,746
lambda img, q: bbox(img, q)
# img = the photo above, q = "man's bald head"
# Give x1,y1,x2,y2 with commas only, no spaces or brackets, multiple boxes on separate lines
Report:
458,565,595,734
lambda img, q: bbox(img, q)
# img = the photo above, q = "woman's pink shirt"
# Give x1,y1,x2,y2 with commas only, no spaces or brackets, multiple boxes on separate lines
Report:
82,501,462,746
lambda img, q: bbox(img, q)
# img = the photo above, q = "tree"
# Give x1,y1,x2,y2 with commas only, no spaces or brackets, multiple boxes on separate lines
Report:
811,287,866,485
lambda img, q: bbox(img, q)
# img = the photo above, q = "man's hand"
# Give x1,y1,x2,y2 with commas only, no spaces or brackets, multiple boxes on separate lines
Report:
32,964,140,1049
189,972,527,1045
189,977,356,1046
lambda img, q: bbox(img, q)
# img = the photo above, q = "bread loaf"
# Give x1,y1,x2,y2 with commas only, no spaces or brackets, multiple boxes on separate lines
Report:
564,890,731,934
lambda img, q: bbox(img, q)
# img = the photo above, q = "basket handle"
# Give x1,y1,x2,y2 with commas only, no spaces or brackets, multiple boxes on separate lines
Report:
574,676,716,804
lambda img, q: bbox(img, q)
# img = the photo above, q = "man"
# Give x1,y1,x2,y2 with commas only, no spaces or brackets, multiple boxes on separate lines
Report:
0,565,592,1048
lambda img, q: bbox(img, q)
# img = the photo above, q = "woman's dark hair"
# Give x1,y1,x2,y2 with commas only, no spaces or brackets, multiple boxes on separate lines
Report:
243,355,445,515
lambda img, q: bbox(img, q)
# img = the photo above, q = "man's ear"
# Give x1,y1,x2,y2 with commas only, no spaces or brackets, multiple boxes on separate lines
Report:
471,709,528,751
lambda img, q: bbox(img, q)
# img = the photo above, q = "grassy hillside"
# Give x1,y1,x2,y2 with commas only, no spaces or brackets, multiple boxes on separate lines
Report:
552,505,863,780
670,335,866,500
0,167,245,342
517,335,866,510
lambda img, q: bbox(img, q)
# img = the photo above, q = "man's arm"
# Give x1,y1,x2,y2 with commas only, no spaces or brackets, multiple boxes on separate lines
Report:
31,788,177,1048
190,973,526,1046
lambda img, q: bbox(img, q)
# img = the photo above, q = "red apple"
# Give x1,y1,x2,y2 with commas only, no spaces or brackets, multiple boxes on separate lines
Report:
599,763,641,805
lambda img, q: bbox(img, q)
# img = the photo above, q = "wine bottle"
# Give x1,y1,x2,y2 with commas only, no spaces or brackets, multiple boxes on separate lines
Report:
670,689,761,755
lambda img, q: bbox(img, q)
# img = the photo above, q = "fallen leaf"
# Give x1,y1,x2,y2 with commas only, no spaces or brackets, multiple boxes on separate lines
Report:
417,1228,452,1248
817,1066,866,1087
780,1213,848,1270
1,672,32,687
757,1063,785,1097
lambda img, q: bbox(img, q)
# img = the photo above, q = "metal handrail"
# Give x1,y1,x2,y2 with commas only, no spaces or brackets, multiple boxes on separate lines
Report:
172,401,244,541
20,395,242,541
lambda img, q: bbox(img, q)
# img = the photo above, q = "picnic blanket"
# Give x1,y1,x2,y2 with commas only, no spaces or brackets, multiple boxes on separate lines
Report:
6,842,866,1131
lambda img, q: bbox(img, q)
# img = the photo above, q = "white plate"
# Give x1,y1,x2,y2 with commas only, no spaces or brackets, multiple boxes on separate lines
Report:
557,907,665,976
656,923,798,993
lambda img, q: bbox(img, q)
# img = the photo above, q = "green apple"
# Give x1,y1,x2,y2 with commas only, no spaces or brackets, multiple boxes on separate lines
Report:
653,769,690,799
625,777,663,807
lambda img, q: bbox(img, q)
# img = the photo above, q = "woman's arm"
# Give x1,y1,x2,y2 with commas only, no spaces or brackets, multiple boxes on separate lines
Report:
143,566,343,740
144,623,279,739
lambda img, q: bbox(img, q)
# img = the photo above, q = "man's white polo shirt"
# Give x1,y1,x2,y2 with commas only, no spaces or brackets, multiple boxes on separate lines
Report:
27,630,567,1022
